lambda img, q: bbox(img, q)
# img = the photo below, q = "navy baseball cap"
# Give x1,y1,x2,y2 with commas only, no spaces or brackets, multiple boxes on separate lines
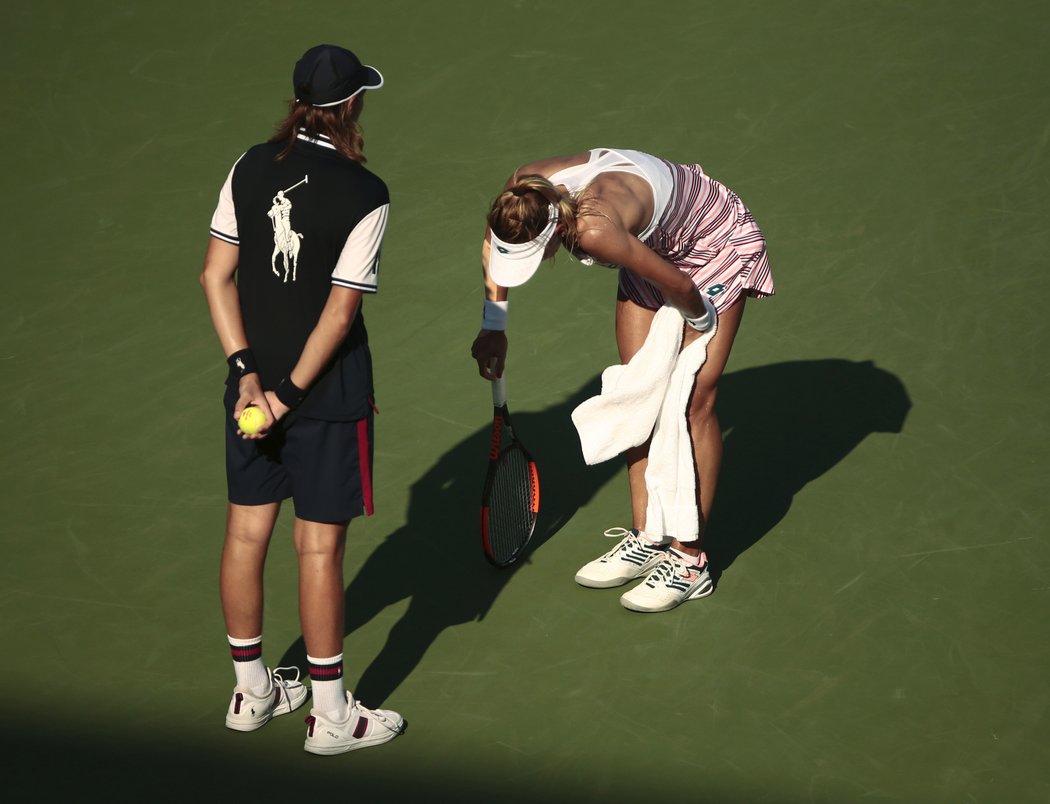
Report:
293,44,384,107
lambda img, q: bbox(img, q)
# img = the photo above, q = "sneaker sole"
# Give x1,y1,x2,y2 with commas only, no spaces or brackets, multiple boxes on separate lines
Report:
575,556,667,589
225,714,272,732
574,573,637,589
620,582,715,613
304,719,407,756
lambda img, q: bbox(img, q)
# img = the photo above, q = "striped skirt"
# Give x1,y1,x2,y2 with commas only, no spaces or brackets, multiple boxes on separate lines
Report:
618,161,774,313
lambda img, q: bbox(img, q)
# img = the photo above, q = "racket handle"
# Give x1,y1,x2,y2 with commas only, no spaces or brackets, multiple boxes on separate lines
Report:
491,375,507,407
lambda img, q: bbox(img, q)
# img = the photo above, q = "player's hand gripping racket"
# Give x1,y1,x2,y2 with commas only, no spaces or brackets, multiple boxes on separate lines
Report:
480,375,540,566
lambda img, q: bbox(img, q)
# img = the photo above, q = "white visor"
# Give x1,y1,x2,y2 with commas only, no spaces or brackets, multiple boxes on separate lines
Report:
488,203,560,287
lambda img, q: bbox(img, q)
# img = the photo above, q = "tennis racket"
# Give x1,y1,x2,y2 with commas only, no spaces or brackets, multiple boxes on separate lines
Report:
480,375,540,566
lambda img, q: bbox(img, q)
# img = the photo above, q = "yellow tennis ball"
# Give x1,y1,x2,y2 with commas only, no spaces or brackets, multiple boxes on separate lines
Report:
238,406,266,435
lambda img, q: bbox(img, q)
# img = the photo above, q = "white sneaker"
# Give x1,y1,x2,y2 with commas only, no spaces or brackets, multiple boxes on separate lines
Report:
225,666,310,732
574,527,668,588
620,551,714,612
303,692,406,756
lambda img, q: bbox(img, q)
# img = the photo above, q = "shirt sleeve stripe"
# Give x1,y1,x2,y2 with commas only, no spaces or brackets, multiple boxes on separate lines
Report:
333,203,389,290
209,155,243,243
210,229,239,245
332,278,378,293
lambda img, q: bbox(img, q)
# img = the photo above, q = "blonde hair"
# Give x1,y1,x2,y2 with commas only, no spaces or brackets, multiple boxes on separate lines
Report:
487,174,580,252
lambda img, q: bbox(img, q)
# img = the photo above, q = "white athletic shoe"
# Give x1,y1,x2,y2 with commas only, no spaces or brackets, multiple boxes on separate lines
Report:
225,666,310,732
303,693,406,756
620,551,714,612
575,527,669,589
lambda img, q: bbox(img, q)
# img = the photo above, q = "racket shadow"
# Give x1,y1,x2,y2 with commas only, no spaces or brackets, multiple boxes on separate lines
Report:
278,374,621,705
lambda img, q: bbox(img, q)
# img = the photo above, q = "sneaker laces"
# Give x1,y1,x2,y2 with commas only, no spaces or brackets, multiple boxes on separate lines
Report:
598,527,652,562
272,666,302,688
644,552,706,588
644,552,693,587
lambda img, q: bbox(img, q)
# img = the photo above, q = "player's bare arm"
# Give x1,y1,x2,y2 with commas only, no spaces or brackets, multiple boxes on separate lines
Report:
578,218,705,321
480,234,507,302
200,237,276,431
200,238,248,357
474,226,509,380
267,286,364,418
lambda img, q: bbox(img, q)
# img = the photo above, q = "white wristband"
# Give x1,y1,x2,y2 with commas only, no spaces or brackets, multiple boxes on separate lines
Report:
685,294,718,332
482,299,509,330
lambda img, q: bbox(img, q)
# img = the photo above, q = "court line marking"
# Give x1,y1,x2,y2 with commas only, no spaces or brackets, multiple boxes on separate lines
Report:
899,536,1032,558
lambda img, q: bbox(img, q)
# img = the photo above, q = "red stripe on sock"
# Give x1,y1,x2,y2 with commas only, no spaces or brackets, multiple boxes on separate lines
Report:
230,646,262,660
309,663,343,681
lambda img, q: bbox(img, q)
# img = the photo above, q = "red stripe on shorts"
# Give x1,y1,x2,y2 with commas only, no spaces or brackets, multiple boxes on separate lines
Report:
357,418,374,516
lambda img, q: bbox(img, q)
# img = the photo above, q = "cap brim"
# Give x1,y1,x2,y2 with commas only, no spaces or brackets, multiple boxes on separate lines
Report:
312,65,385,107
362,65,384,91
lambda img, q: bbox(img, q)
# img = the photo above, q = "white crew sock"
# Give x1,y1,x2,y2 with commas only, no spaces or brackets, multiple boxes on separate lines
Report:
308,653,349,721
228,635,270,694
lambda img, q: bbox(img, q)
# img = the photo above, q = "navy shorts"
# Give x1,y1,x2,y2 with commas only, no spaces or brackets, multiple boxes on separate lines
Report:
225,408,375,524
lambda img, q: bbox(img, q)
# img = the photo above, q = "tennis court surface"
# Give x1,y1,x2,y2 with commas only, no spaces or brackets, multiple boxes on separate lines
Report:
3,2,1047,801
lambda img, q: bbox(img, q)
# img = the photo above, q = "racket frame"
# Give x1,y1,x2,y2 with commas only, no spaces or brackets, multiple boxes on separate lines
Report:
480,376,540,566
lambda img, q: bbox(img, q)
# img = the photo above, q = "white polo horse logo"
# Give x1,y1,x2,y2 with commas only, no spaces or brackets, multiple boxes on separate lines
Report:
267,175,308,282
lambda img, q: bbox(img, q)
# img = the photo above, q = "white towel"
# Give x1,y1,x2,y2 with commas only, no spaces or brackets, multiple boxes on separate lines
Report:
570,306,684,464
571,304,717,541
642,321,717,542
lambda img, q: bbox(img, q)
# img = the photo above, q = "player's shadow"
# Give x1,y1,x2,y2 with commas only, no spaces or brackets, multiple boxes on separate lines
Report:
278,358,909,704
277,374,621,703
706,358,911,580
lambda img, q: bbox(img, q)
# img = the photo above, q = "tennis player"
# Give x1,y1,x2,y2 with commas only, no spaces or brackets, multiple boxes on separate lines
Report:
470,148,774,612
200,43,405,754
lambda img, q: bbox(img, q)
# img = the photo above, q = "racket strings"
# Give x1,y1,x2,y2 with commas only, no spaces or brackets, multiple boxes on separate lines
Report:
487,446,535,563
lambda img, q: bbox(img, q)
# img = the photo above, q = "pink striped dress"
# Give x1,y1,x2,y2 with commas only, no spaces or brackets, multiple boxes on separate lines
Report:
548,148,774,313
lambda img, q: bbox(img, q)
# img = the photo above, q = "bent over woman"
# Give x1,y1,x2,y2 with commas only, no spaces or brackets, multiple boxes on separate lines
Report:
470,148,774,612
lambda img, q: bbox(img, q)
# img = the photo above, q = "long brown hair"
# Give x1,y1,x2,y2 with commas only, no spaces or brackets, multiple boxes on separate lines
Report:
487,174,580,252
270,97,366,162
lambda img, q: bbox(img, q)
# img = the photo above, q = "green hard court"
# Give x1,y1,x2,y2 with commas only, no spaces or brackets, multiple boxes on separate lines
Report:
3,1,1047,801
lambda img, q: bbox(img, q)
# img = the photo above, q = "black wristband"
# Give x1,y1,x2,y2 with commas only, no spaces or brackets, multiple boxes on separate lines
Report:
227,349,259,378
275,376,307,410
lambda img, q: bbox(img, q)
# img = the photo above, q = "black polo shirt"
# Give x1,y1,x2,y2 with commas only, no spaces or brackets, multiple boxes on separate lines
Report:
209,131,389,421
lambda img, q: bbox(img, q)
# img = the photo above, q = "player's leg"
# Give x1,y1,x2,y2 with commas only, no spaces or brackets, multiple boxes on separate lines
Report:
294,517,350,715
222,414,308,731
619,297,746,613
222,407,290,642
672,295,746,556
286,414,405,755
223,504,302,731
573,294,666,590
221,502,280,640
614,293,657,531
294,517,347,662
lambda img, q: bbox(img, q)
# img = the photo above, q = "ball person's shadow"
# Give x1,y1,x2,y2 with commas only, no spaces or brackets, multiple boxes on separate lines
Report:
279,359,910,705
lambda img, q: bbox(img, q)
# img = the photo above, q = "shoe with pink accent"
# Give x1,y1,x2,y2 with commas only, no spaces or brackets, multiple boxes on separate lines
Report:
225,666,310,732
303,692,406,755
620,551,714,612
